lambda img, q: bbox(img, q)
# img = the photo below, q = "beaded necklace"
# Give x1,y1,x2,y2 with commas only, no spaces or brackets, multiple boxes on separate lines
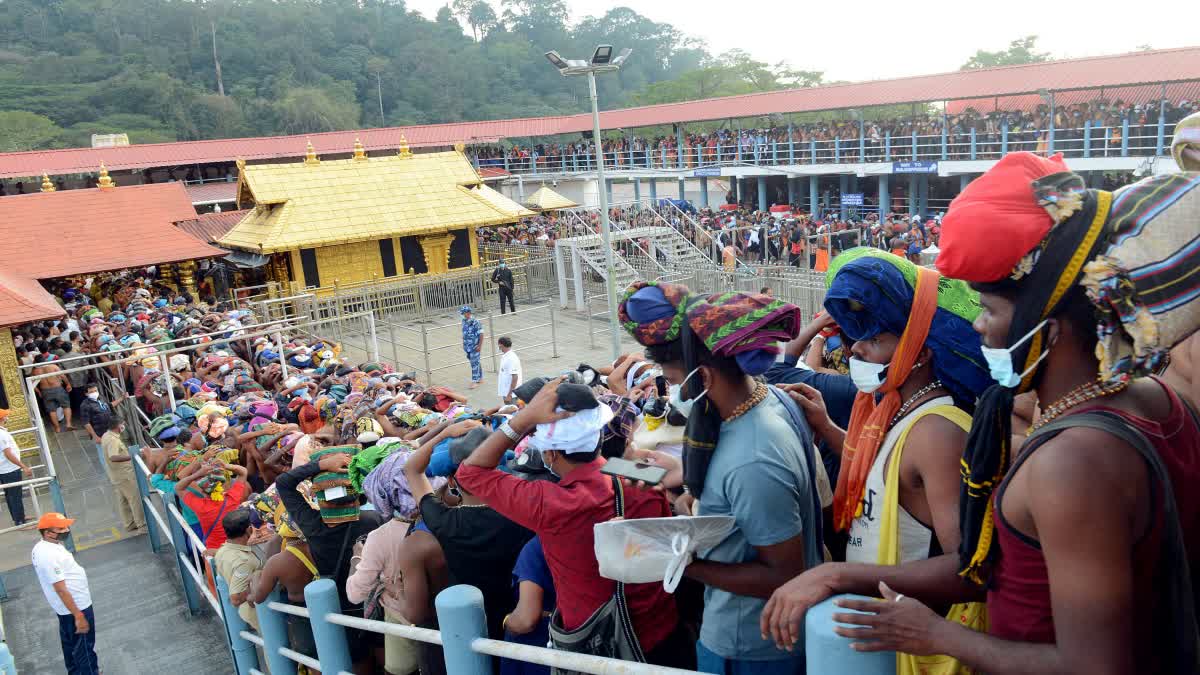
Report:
724,382,768,422
1028,379,1129,433
889,380,945,429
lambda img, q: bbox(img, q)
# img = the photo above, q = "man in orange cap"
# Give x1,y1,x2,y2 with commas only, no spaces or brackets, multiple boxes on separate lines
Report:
32,512,98,674
0,408,33,527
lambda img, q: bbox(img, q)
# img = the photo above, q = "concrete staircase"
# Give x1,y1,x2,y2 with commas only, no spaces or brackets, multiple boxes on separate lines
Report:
561,230,642,292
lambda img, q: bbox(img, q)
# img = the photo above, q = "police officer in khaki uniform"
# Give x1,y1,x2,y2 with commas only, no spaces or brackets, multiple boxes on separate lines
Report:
101,420,145,532
214,510,263,630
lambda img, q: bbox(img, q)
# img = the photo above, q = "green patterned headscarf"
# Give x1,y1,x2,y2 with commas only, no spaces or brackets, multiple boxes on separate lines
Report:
823,247,990,405
826,247,981,324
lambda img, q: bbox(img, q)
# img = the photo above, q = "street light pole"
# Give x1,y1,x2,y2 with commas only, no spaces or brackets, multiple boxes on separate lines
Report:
546,46,630,362
588,70,622,360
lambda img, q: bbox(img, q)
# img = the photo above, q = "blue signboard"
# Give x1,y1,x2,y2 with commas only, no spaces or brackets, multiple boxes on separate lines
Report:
841,193,864,206
693,167,722,177
892,161,938,174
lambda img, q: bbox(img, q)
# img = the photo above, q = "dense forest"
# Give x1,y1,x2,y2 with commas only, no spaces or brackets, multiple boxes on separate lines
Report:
0,0,833,152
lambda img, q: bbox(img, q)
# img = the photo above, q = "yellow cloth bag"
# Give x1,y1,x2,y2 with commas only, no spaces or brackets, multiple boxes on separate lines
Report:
878,405,987,675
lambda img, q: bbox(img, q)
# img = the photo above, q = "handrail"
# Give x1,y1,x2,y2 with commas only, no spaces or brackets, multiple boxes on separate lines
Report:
473,116,1185,176
21,312,371,383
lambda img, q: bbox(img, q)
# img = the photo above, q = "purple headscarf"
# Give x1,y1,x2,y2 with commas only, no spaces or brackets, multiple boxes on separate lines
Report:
362,449,447,520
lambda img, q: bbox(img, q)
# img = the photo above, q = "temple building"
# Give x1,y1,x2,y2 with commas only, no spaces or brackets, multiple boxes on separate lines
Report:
218,137,533,294
0,170,222,443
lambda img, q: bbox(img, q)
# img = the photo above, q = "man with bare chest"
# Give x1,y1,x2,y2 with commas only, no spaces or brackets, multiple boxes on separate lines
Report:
31,361,73,432
1164,332,1200,411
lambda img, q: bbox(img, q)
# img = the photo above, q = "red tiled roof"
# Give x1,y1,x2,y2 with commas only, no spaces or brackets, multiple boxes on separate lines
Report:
0,268,64,327
0,47,1196,180
479,167,510,180
184,181,239,205
0,183,223,280
175,209,250,243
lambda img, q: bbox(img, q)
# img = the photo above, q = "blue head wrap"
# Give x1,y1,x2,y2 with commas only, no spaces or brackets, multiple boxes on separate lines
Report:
823,251,991,405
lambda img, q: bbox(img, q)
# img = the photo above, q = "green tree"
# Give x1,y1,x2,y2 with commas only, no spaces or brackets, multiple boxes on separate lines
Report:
272,85,360,134
467,2,498,41
0,0,807,148
0,110,63,151
961,35,1050,70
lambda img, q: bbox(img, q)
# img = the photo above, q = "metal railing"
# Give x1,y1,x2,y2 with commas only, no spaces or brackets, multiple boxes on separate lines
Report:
307,255,560,326
102,319,705,675
375,302,562,385
471,116,1187,176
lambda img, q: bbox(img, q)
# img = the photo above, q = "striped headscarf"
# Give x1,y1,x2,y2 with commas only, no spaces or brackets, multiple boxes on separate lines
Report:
310,446,361,525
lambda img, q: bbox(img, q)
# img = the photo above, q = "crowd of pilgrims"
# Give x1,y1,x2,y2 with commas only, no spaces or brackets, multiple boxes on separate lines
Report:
469,96,1199,170
476,204,944,271
15,127,1200,675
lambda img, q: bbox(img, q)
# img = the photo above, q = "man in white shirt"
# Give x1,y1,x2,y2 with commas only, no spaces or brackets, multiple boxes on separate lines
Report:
496,336,522,404
32,511,98,674
0,408,33,527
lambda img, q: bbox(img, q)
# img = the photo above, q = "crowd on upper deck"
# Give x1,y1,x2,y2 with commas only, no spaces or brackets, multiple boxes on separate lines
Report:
471,95,1198,170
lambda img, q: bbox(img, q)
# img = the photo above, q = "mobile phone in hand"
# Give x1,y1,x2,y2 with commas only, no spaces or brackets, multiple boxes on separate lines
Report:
601,457,668,487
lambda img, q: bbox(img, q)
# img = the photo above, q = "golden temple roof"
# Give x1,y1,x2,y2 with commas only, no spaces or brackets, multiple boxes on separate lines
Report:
219,148,534,254
524,185,579,211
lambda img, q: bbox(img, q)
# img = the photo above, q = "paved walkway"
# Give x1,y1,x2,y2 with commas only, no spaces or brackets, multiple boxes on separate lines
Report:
1,536,230,674
372,302,640,409
0,426,146,573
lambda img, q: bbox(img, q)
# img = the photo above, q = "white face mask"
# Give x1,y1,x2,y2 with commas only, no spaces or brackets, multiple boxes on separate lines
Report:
848,357,890,394
980,319,1049,388
667,367,708,418
86,391,100,400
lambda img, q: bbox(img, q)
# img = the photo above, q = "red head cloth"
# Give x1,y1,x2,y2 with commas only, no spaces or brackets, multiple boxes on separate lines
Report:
936,152,1069,283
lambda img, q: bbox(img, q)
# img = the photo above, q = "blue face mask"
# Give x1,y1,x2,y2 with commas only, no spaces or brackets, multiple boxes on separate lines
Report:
667,367,707,418
980,319,1049,388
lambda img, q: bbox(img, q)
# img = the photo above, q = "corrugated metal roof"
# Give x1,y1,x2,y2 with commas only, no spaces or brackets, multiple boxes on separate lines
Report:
1,46,1197,180
184,181,239,205
218,150,533,253
175,209,250,243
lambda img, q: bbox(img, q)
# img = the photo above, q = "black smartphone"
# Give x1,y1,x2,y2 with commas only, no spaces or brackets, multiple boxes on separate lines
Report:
601,457,668,487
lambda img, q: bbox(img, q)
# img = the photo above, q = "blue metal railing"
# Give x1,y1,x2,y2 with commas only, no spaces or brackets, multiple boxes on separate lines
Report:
129,447,717,675
471,119,1179,176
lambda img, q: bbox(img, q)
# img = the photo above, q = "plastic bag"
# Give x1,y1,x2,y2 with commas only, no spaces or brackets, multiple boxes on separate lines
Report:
594,516,735,592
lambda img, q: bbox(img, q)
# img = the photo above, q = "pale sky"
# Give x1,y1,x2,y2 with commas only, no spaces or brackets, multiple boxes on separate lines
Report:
405,0,1197,82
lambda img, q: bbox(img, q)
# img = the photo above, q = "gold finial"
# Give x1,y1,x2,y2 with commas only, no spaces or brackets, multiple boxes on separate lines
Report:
97,162,115,190
235,158,246,171
453,142,465,153
353,137,367,161
40,172,56,192
397,133,412,159
303,140,320,166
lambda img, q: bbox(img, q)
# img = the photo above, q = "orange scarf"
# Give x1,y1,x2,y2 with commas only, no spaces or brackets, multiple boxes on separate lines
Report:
832,265,940,531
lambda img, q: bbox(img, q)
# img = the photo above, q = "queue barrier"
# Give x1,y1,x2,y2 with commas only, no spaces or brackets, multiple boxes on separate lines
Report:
105,313,890,675
129,443,710,675
376,302,563,386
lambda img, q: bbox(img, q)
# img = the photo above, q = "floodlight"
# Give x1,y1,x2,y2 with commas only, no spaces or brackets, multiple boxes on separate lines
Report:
545,51,569,70
591,45,614,65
